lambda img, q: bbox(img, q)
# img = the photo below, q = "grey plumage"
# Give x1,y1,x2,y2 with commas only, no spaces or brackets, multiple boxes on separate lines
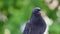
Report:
23,7,46,34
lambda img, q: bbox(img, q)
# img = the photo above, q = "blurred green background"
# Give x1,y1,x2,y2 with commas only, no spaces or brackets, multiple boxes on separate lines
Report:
0,0,60,34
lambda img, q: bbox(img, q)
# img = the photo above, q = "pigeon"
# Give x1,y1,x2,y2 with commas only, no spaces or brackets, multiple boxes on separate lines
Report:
23,7,46,34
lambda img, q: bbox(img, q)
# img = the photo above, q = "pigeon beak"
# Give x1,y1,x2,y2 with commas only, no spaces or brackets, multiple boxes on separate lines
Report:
33,7,41,14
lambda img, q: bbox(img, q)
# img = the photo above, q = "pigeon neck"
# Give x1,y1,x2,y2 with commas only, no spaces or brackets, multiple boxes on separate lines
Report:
30,13,43,24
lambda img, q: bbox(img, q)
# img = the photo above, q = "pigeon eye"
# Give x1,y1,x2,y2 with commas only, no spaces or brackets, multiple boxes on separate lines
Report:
37,9,40,11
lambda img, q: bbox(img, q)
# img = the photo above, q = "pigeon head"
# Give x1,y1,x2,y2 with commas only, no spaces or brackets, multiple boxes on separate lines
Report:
33,7,40,14
30,7,42,24
32,7,41,17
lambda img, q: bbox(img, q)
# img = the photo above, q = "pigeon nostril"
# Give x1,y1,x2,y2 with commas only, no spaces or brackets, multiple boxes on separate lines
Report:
33,7,40,14
34,7,40,11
